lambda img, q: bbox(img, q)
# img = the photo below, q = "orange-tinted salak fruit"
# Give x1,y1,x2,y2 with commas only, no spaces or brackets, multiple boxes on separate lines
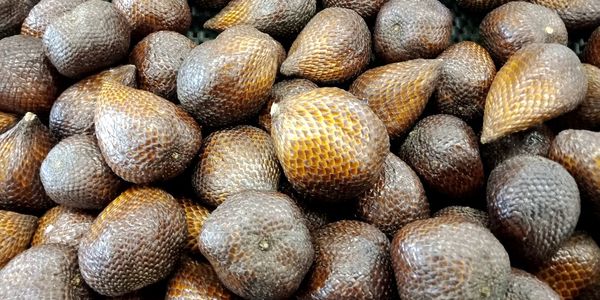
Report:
584,27,600,68
166,257,238,300
0,210,37,268
178,198,210,256
558,64,600,130
257,79,318,133
32,206,94,249
505,268,560,300
21,0,87,38
529,0,600,29
322,0,386,18
0,112,17,134
113,0,192,40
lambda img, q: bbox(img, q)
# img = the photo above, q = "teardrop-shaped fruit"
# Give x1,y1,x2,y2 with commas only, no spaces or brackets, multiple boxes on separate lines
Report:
391,216,511,299
113,0,191,41
322,0,386,18
487,155,580,266
297,220,396,300
529,0,600,29
481,125,554,170
199,191,313,300
21,0,87,38
271,87,389,202
178,198,210,256
481,43,587,144
433,206,490,228
43,0,131,78
0,112,17,134
178,25,284,127
280,7,371,84
374,0,453,63
559,64,600,130
192,125,280,207
32,206,94,248
95,81,202,184
480,2,567,64
79,186,186,296
349,59,442,139
204,0,316,38
399,114,485,199
166,257,238,300
0,0,34,38
49,64,137,139
505,268,560,300
455,0,511,12
0,113,54,213
0,210,37,268
584,27,600,68
257,79,318,133
130,31,195,101
0,35,60,114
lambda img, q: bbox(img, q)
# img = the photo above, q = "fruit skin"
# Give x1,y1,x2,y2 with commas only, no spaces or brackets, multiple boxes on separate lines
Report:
95,81,202,184
374,0,453,63
257,79,318,133
199,191,313,300
0,112,17,134
0,113,55,213
530,0,600,29
43,0,131,78
505,268,560,300
487,155,580,267
456,0,511,12
433,206,490,228
0,0,36,38
21,0,87,38
0,210,37,268
322,0,386,18
391,216,511,300
165,257,238,300
558,64,600,130
79,186,186,296
32,206,94,248
178,198,210,256
0,35,60,115
113,0,191,41
192,125,281,207
481,43,587,144
280,7,371,84
271,87,389,202
584,27,600,68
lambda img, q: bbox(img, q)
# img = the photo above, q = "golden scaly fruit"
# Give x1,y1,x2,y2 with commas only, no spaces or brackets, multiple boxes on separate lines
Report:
0,210,37,268
21,0,87,38
177,198,210,256
529,0,600,29
257,79,318,133
113,0,191,41
0,112,17,134
558,64,600,130
165,257,238,300
32,206,94,248
584,27,600,68
322,0,387,18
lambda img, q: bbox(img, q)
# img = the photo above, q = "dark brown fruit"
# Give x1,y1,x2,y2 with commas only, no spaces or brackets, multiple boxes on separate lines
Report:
196,0,229,9
178,25,284,127
505,268,560,300
480,2,567,64
271,87,389,202
0,35,60,114
280,7,371,84
21,0,87,38
579,281,600,300
257,79,318,133
113,0,191,41
192,125,280,207
32,206,94,248
0,113,54,213
481,43,587,144
487,155,580,266
0,0,35,38
584,27,600,68
178,198,210,256
398,114,485,199
95,81,202,184
199,191,313,300
166,257,238,300
455,0,511,12
0,210,37,268
559,64,600,130
322,0,386,18
278,180,329,234
374,0,453,63
43,0,131,78
433,206,490,228
530,0,600,29
49,64,137,139
129,31,195,101
349,59,442,139
391,216,511,299
79,186,186,296
0,112,17,134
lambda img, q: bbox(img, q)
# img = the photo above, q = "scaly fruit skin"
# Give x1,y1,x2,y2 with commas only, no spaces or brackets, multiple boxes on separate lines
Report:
350,59,442,139
322,0,386,18
32,206,94,248
505,268,561,300
271,88,390,202
391,216,511,300
114,0,191,41
584,27,600,68
297,220,396,300
480,2,567,64
487,155,580,267
481,43,587,144
0,210,37,268
178,198,210,256
21,0,87,38
280,7,371,84
456,0,511,12
199,191,313,300
192,126,281,207
399,114,485,199
0,35,60,115
530,0,600,29
258,79,318,133
79,186,186,296
559,64,600,130
0,0,35,38
278,180,329,234
95,81,202,184
178,25,284,127
374,0,453,63
166,257,239,300
0,113,54,213
0,112,17,134
433,206,490,228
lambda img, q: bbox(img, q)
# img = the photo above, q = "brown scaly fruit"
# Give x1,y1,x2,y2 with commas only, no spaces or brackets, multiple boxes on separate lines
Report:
0,113,54,213
0,0,36,38
129,31,195,101
487,155,580,267
558,64,600,130
374,0,453,63
43,0,131,78
0,112,17,134
32,206,94,248
278,180,329,234
584,27,600,68
0,35,60,115
529,0,600,29
398,114,485,199
0,210,37,268
433,206,490,228
178,198,210,256
113,0,191,41
165,257,239,300
95,81,202,184
349,59,442,139
199,191,313,300
0,244,92,299
391,216,511,299
297,220,396,299
21,0,87,38
204,0,316,38
480,2,568,64
280,7,371,84
257,79,318,133
322,0,387,18
356,153,430,237
481,43,587,144
49,64,137,139
505,268,561,300
435,41,496,123
79,186,186,296
271,87,389,202
178,25,284,127
192,126,280,207
456,0,512,12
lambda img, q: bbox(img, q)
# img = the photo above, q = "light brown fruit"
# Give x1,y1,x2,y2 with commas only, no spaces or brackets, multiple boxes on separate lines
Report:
113,0,191,40
0,210,37,268
21,0,87,38
322,0,386,18
166,257,238,300
0,0,35,38
530,0,600,29
558,64,600,130
32,206,94,248
584,27,600,68
456,0,511,12
0,112,17,134
433,206,490,228
178,198,210,256
505,268,560,300
257,79,318,133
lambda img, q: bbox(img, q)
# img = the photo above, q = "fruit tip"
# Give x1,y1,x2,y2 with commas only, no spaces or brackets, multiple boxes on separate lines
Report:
23,112,37,122
270,102,280,118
